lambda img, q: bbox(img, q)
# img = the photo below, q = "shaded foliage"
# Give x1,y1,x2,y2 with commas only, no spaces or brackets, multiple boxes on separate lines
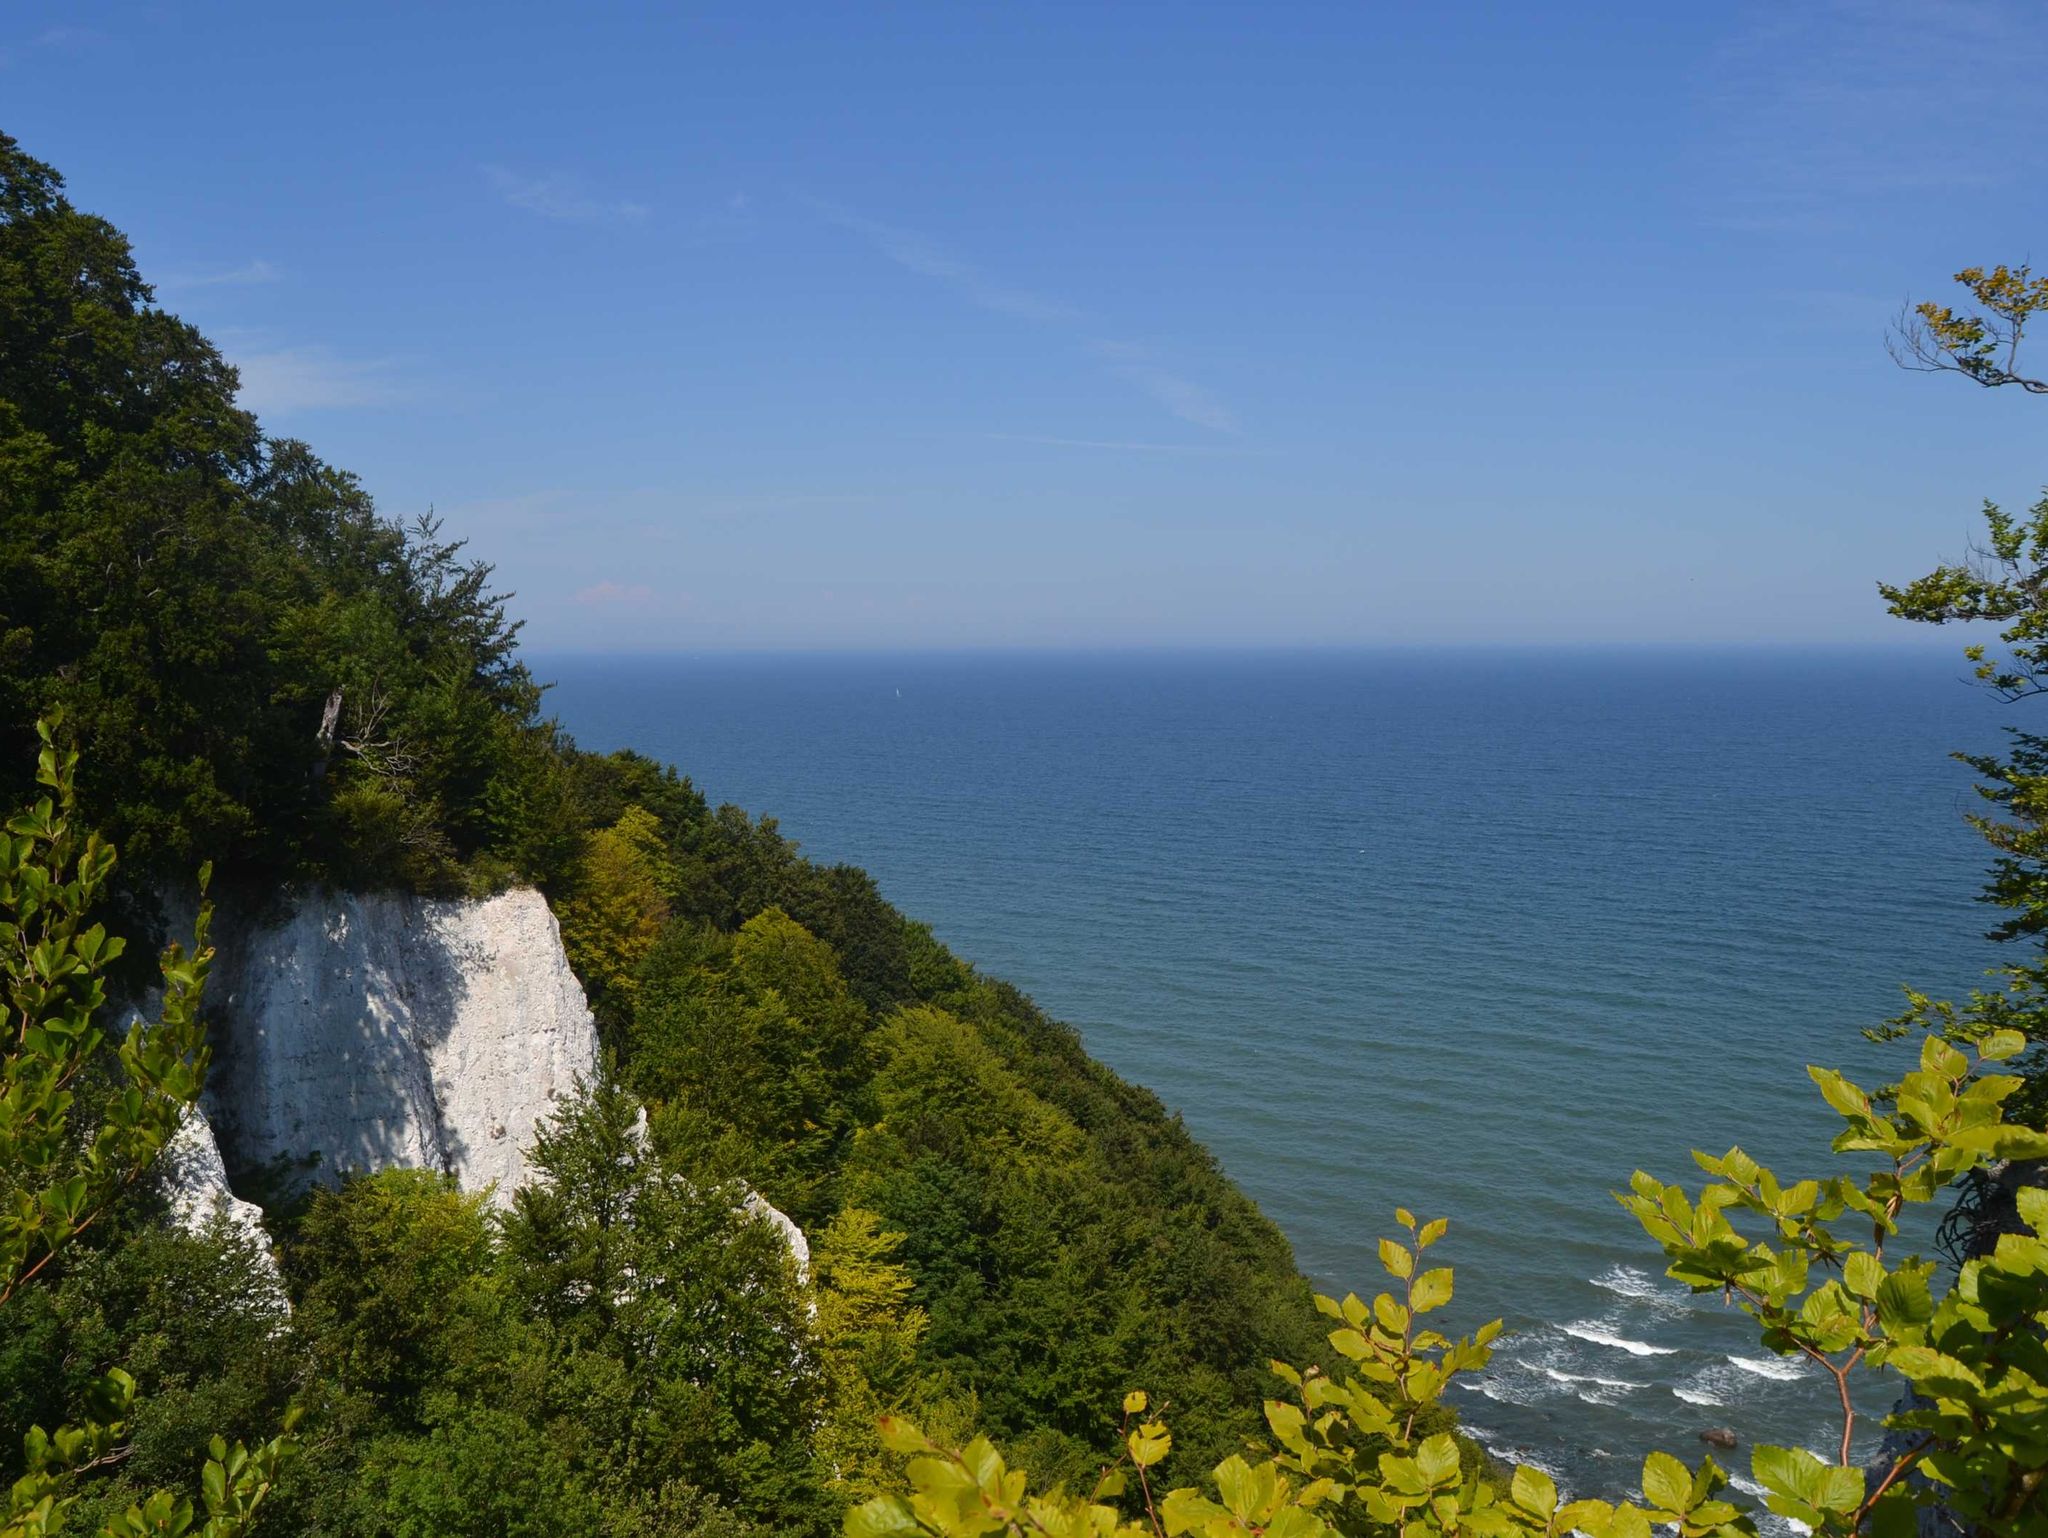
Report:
261,1110,812,1537
0,733,297,1535
0,132,560,897
0,131,1333,1533
1877,268,2048,1124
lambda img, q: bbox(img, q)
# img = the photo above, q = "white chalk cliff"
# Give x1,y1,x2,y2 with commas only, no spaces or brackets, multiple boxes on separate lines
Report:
744,1190,812,1280
160,1107,274,1257
154,883,807,1288
156,883,807,1286
190,886,599,1201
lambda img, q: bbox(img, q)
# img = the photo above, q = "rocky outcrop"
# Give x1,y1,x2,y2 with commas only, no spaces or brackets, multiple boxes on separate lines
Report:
160,1107,274,1257
745,1190,812,1282
157,1107,289,1313
150,883,808,1283
190,886,599,1204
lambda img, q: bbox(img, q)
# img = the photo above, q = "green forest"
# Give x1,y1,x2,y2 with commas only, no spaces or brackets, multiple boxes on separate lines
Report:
3,132,2047,1538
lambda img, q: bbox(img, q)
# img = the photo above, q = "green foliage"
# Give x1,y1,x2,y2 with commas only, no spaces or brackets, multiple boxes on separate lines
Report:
344,1401,609,1538
553,806,674,1031
252,1082,820,1536
0,133,555,894
0,729,295,1536
1,720,210,1308
844,1221,1728,1538
287,1170,499,1410
1880,490,2048,702
677,807,916,1012
1624,1032,2048,1535
499,1079,826,1529
1894,265,2048,394
812,1207,958,1504
850,1021,2048,1538
0,1208,295,1534
846,986,1323,1484
631,909,872,1222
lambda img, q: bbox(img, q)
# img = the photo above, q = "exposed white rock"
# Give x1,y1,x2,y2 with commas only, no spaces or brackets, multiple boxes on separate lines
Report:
151,883,808,1272
745,1190,811,1282
631,1108,811,1280
160,1106,274,1254
158,1106,288,1313
194,886,599,1204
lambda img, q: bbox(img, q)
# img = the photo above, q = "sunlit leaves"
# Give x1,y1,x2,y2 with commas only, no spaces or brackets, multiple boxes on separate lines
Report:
1894,264,2048,393
852,1001,2048,1538
2,719,215,1308
0,724,300,1535
1617,1017,2048,1537
1508,1467,1555,1523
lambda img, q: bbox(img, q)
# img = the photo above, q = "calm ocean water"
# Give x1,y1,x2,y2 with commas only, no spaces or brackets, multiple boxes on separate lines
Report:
540,646,2009,1504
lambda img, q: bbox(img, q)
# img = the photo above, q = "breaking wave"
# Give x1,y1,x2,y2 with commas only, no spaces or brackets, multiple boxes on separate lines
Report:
1560,1322,1677,1356
1590,1265,1694,1310
1542,1367,1638,1391
1727,1355,1804,1381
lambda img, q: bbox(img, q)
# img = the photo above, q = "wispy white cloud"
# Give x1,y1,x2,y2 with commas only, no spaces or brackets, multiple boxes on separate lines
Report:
1090,341,1238,434
162,258,281,289
1,23,101,65
811,200,1077,323
486,165,649,224
813,200,1239,432
575,580,656,606
227,345,410,414
981,432,1257,455
1695,0,2048,229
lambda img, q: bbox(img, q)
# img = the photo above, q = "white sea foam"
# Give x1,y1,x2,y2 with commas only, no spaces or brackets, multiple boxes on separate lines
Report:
1590,1264,1691,1310
1542,1367,1637,1391
1461,1373,1553,1408
1560,1321,1677,1356
1728,1354,1804,1381
1671,1386,1723,1407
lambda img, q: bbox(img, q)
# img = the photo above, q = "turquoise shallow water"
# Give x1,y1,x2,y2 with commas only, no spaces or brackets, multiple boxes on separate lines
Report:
539,646,2009,1502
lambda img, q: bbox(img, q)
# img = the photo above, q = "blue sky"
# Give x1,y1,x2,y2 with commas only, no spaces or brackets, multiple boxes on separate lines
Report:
8,1,2048,650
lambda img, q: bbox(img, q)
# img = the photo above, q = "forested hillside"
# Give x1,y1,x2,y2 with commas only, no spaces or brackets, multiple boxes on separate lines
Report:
0,132,1326,1534
7,130,2048,1538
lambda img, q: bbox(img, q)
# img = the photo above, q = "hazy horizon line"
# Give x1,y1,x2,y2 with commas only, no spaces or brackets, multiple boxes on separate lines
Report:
524,635,1977,662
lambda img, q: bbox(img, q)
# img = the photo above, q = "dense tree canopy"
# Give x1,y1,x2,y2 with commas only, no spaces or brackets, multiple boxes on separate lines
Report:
9,133,2044,1538
0,133,1330,1532
0,132,563,895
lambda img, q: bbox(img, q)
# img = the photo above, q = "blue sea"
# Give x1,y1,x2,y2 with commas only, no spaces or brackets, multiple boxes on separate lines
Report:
539,646,2010,1504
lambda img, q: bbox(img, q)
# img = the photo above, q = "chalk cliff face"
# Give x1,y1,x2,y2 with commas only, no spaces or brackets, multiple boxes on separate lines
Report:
194,886,599,1203
160,884,807,1283
160,1108,274,1257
